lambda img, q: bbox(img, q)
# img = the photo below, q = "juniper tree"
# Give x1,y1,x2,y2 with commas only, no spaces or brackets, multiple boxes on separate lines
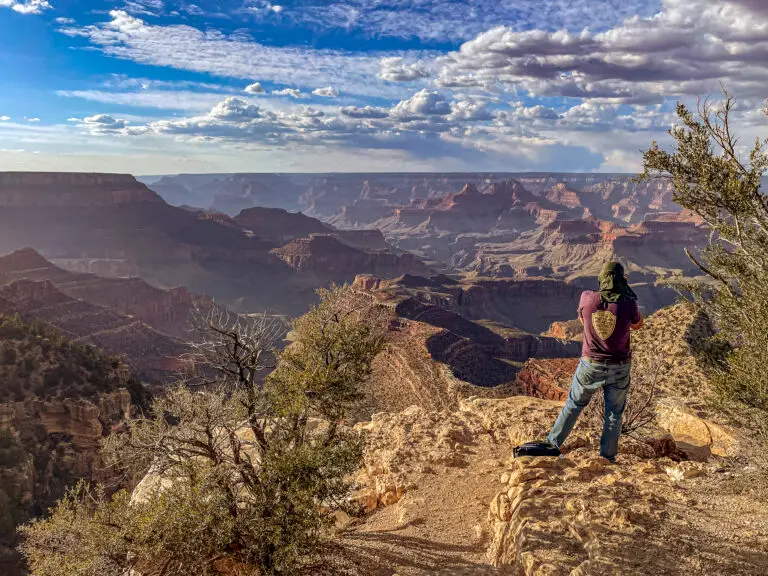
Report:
19,285,387,576
639,92,768,410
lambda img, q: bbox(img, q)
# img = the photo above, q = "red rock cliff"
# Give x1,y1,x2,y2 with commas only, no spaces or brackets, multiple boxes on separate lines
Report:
515,358,579,401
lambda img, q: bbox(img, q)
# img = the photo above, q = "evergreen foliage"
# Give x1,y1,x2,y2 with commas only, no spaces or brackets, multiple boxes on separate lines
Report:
20,285,387,576
640,93,768,411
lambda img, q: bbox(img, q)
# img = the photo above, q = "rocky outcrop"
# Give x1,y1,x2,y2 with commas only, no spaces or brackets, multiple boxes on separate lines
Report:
544,319,584,341
271,235,430,281
331,229,390,251
348,389,764,576
545,182,583,208
0,278,189,384
3,390,133,452
655,398,738,459
515,358,578,400
353,274,385,292
356,273,584,339
0,248,209,339
233,206,333,244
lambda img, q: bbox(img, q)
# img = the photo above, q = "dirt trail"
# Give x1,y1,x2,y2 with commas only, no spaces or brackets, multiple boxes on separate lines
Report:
319,397,768,576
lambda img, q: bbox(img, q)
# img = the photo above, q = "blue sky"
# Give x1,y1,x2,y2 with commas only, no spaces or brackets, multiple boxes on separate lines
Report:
0,0,767,174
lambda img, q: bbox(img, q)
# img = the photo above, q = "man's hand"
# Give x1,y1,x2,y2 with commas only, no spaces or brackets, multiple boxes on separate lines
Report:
631,316,644,330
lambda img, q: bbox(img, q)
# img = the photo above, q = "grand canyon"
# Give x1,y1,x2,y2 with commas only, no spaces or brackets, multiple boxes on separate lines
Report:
1,168,767,576
4,1,768,574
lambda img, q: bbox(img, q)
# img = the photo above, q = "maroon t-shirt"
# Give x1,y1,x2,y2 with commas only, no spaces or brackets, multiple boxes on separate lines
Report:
578,291,641,363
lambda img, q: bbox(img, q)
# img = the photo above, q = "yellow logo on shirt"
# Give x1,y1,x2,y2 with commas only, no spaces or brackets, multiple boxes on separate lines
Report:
592,310,616,340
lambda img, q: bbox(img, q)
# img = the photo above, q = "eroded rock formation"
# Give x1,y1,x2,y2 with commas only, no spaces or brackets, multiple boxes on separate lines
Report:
0,278,189,384
515,358,578,400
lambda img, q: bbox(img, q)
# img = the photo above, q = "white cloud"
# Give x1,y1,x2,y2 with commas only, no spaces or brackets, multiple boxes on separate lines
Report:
340,105,389,119
0,116,10,121
312,86,339,98
448,98,493,121
59,10,404,98
209,97,266,121
244,82,265,94
26,117,41,122
508,104,560,121
291,0,659,42
0,0,51,15
244,0,284,15
57,89,238,112
55,16,75,24
436,0,768,103
377,57,430,82
122,0,165,16
390,89,451,119
272,88,307,99
81,114,131,134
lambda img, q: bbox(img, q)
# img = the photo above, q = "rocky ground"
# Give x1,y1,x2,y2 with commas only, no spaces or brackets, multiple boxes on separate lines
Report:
319,396,768,576
317,303,768,576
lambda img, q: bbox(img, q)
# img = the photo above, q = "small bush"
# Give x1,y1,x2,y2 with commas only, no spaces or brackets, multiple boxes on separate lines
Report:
19,285,387,576
585,349,669,437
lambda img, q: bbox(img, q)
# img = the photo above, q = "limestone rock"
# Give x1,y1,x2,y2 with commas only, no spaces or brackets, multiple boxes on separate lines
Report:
655,398,737,458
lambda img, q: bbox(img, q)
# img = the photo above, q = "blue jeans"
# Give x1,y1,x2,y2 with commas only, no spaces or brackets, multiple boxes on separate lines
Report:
547,358,631,461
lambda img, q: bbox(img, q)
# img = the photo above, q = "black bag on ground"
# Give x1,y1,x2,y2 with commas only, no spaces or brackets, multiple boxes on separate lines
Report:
513,441,561,458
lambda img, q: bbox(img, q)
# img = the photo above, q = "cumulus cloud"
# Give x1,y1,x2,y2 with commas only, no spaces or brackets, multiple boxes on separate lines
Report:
339,105,389,119
0,0,51,15
209,97,265,121
70,84,686,157
312,86,339,98
390,89,451,119
272,88,307,99
377,57,430,82
448,98,493,121
81,114,131,134
244,82,265,94
436,0,768,103
508,104,560,121
0,116,10,121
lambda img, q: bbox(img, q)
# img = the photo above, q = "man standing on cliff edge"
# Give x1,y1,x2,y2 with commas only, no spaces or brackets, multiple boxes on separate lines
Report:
546,261,644,462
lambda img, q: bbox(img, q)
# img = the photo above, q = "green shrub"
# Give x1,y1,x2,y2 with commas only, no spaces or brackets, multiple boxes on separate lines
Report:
20,286,387,576
640,93,768,411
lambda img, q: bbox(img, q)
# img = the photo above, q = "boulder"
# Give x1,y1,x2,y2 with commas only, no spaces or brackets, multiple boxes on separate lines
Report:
655,398,737,459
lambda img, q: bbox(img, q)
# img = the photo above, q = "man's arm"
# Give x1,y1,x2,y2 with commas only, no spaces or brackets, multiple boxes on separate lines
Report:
630,303,644,330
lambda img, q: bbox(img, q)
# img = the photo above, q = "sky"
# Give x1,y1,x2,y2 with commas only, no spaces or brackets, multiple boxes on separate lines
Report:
0,0,767,174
